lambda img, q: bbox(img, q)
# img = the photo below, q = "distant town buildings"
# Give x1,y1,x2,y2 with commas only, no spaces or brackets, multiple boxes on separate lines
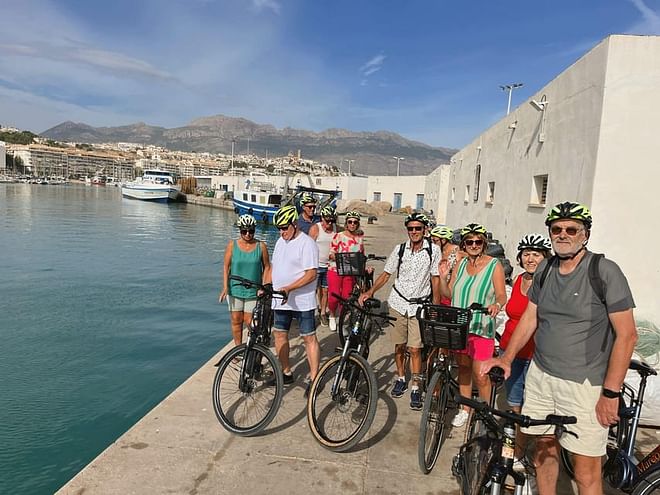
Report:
0,141,6,172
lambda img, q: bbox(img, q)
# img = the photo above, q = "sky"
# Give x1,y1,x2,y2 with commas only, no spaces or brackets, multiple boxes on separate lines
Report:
1,0,659,148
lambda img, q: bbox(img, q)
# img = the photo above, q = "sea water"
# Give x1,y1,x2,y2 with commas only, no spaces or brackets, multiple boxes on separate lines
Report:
0,184,278,494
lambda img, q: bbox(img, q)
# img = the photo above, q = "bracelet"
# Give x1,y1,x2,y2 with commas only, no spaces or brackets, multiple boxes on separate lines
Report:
495,302,502,311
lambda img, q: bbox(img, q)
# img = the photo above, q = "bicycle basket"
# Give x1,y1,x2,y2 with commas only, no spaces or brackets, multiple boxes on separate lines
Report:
417,305,472,350
335,252,367,277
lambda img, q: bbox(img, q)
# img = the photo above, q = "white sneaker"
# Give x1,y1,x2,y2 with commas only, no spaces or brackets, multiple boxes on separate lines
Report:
328,316,337,332
452,409,469,427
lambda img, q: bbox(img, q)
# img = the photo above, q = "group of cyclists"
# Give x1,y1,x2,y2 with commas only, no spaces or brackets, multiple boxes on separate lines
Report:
221,197,638,495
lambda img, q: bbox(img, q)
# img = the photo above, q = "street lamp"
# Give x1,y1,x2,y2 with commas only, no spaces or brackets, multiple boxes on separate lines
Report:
231,139,235,173
500,83,524,115
393,156,405,176
347,159,355,175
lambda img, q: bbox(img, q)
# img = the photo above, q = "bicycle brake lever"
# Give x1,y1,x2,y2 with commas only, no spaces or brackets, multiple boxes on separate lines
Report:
555,425,578,440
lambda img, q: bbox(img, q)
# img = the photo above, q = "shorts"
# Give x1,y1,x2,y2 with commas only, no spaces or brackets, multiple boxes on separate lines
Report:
521,360,608,457
389,308,422,348
317,267,328,289
453,334,495,361
227,295,257,313
273,309,317,336
503,355,531,407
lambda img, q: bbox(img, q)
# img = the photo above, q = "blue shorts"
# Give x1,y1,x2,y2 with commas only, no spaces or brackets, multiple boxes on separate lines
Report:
316,267,328,289
273,309,317,336
504,355,531,407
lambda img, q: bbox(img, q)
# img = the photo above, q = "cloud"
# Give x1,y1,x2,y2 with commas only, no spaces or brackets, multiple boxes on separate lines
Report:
251,0,281,14
627,0,660,34
360,53,386,78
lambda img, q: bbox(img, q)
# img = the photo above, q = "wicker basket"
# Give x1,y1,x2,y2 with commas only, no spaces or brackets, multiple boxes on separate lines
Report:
416,305,473,350
335,252,367,277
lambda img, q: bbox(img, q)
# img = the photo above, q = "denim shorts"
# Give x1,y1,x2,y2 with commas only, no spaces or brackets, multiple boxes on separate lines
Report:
317,267,328,289
504,355,531,407
273,309,317,336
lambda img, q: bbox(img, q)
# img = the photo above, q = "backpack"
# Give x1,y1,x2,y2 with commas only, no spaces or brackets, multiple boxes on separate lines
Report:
538,252,611,351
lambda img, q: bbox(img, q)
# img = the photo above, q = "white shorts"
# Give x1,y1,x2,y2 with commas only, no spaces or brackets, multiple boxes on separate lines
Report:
227,296,257,313
521,360,608,457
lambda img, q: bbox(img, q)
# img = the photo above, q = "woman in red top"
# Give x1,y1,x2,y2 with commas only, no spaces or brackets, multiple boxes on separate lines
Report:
499,234,551,460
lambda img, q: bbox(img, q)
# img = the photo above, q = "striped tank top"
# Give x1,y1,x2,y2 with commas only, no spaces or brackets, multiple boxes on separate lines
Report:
451,257,498,338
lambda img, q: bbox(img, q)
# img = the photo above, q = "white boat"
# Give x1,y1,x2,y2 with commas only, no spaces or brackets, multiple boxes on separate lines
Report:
121,169,180,202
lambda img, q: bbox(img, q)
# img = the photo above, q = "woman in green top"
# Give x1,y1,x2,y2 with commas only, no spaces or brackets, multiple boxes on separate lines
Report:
438,223,507,427
219,215,271,346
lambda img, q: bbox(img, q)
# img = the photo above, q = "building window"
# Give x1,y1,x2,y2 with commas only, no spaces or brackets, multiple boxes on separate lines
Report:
464,185,470,203
416,194,424,210
530,174,549,205
486,181,495,204
316,178,322,185
451,187,455,203
473,164,481,202
393,193,402,210
373,192,381,202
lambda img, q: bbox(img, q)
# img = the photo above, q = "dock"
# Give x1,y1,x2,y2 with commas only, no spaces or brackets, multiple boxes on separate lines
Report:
56,213,658,494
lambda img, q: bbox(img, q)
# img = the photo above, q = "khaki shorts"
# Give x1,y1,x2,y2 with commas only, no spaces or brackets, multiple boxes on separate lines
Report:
227,296,257,313
521,360,608,457
389,308,423,348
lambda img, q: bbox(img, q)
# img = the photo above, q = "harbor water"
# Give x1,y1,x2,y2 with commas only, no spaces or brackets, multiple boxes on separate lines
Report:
0,184,278,494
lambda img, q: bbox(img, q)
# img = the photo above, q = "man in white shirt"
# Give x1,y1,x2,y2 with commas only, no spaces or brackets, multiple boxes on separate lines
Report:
267,205,320,395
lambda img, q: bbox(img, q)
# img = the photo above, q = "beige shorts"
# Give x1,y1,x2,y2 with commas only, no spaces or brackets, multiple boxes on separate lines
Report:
227,296,257,313
521,360,608,457
389,308,423,348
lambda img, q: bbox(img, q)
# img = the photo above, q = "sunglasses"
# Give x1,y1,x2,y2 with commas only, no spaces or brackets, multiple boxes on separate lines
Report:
277,225,292,232
303,204,316,209
407,226,424,232
322,217,335,223
464,239,484,247
240,229,255,235
347,220,359,225
550,226,583,236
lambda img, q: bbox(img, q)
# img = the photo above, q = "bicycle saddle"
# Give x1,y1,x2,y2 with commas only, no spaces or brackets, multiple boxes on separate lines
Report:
629,359,657,377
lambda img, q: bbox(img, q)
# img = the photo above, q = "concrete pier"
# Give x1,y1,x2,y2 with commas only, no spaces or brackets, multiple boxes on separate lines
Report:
56,213,658,494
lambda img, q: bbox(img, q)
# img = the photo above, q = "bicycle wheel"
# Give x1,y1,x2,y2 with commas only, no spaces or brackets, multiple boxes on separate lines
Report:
307,353,378,452
212,343,283,436
632,467,660,495
461,412,492,495
418,370,450,474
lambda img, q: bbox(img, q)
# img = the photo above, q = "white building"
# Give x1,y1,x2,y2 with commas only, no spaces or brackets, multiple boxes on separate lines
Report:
366,176,427,210
0,141,6,173
444,34,660,323
423,164,451,223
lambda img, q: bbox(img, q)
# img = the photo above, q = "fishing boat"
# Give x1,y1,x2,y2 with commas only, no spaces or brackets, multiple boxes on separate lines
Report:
233,176,338,224
121,169,180,202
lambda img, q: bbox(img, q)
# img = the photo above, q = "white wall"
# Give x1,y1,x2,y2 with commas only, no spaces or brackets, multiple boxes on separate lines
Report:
424,164,451,223
366,175,427,210
589,35,660,322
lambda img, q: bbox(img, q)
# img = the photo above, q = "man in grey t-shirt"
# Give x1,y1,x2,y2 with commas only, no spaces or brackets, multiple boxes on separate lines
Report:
482,202,637,495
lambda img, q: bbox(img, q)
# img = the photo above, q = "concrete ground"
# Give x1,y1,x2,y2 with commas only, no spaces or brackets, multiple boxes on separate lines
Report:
57,212,659,495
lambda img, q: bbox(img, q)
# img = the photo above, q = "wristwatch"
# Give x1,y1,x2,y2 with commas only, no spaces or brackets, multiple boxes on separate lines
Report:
602,387,622,399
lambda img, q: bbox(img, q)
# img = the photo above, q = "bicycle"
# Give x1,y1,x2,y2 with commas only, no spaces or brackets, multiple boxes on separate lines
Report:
333,252,386,347
452,381,578,495
307,292,396,451
560,358,660,494
212,275,287,436
414,301,491,474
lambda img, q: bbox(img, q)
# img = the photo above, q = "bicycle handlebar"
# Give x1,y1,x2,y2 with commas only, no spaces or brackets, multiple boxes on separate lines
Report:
366,254,386,261
331,292,397,322
229,275,287,298
453,394,577,428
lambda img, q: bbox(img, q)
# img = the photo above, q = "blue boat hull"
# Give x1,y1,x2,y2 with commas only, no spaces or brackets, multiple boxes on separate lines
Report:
232,198,279,223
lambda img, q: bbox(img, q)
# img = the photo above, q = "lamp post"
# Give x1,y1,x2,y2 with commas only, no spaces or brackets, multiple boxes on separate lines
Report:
500,83,524,115
231,139,235,173
347,159,354,175
393,156,405,176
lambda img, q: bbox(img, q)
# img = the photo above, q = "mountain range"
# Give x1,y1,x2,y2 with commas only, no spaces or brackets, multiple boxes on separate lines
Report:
41,115,456,176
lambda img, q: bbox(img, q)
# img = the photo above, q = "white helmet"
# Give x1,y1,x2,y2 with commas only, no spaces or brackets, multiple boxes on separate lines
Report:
237,214,257,229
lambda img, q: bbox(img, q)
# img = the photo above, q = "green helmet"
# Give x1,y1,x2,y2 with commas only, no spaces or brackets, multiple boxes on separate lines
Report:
273,204,298,227
404,212,429,226
320,205,336,219
345,210,361,220
300,193,316,205
460,223,487,239
545,201,592,229
430,226,453,240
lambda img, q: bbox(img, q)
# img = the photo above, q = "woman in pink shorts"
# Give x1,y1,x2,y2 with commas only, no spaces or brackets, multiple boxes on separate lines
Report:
438,223,507,427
